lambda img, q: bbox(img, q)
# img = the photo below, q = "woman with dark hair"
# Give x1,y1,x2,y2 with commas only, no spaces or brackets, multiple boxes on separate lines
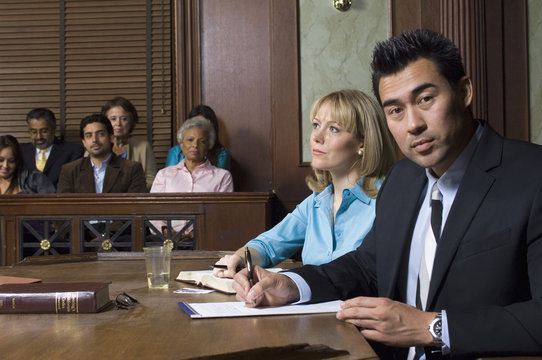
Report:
0,135,55,194
165,104,230,169
102,96,158,190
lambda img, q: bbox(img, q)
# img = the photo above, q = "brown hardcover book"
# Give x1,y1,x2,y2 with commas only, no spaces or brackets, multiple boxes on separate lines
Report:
0,282,111,314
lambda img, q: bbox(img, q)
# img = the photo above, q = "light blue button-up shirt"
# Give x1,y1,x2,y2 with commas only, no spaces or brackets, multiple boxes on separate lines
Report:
246,177,378,267
91,155,111,194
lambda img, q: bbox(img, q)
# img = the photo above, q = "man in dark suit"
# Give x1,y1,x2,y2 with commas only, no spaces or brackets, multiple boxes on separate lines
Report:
232,30,542,358
21,108,84,188
56,114,146,194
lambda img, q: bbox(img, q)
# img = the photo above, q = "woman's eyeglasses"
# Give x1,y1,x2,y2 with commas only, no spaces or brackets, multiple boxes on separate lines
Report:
115,292,139,310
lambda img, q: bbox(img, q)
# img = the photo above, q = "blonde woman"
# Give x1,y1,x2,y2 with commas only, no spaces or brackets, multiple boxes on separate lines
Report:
214,89,395,277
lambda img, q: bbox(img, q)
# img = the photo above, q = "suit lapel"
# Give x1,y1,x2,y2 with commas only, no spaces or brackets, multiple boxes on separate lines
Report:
23,144,38,170
427,125,503,309
102,155,120,193
382,165,428,301
79,157,96,192
44,141,60,172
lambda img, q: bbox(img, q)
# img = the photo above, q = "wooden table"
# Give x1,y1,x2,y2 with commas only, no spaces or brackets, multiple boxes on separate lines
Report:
0,251,377,360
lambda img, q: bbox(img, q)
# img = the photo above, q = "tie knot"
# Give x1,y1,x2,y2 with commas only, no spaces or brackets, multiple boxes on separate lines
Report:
39,149,47,155
431,182,442,201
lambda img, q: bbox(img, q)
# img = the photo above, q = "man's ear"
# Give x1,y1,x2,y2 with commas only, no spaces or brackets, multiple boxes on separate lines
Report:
457,76,473,108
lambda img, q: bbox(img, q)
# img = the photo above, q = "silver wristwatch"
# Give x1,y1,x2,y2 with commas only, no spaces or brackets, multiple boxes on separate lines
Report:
428,312,443,346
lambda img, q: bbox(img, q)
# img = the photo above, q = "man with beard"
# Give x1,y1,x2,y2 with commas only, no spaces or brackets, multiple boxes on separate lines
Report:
21,108,84,188
57,114,146,194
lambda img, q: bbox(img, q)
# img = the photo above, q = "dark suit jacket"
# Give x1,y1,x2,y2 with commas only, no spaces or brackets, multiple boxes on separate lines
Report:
56,153,147,193
21,138,84,188
18,168,56,194
292,123,542,359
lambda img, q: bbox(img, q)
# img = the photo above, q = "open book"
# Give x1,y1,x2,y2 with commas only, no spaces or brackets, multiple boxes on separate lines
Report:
176,268,282,294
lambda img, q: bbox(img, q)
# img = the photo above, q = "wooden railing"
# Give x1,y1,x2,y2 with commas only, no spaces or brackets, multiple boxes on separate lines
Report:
0,192,273,266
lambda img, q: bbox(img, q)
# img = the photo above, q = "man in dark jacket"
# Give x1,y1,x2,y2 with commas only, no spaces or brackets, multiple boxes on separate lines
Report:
232,29,542,359
56,114,146,194
21,108,84,188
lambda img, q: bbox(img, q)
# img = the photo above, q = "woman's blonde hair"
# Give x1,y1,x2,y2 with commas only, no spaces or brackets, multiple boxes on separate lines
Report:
305,89,396,197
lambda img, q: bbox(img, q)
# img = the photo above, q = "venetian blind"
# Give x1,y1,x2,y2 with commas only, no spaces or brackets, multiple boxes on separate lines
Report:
0,0,61,141
0,0,172,166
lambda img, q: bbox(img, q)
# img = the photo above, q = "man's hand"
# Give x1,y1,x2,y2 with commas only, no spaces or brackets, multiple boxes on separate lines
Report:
336,296,437,347
233,266,300,307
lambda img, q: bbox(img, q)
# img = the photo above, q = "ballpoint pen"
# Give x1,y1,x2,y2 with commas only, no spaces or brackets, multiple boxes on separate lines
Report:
209,264,244,272
245,247,255,287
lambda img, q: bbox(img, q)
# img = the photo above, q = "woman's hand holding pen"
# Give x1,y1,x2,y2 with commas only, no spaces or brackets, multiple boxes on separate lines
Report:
212,253,244,278
232,266,300,308
213,247,263,278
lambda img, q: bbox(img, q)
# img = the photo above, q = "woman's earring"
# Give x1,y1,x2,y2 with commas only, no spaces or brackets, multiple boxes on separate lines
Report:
357,149,364,156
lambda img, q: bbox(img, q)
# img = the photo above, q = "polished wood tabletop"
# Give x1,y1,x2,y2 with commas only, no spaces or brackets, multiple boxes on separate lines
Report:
0,251,377,360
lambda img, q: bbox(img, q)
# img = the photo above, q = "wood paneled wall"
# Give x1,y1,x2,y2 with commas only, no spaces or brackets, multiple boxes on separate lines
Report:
390,0,529,141
175,0,529,215
199,0,274,193
175,0,311,215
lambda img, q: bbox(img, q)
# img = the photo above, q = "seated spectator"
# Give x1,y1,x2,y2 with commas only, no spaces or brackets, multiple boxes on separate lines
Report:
56,114,147,193
214,89,396,277
165,104,230,170
0,135,55,194
102,96,157,190
21,108,84,189
151,117,233,234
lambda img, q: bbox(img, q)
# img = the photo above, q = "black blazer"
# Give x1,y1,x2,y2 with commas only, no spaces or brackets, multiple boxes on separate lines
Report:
292,123,542,359
18,168,55,194
56,153,147,194
21,138,84,188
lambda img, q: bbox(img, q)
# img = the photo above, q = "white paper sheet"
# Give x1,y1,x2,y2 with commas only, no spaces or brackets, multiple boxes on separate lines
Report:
179,300,342,318
174,288,215,294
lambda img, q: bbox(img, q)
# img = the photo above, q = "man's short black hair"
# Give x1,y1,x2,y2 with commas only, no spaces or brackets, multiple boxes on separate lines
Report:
371,29,466,104
79,114,114,139
26,108,56,129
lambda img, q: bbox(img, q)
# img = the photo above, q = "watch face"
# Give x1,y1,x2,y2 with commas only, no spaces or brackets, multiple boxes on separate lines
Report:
434,319,442,337
429,314,443,343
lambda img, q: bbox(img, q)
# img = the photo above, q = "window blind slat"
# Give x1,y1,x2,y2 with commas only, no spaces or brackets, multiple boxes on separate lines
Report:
0,0,59,141
0,0,172,169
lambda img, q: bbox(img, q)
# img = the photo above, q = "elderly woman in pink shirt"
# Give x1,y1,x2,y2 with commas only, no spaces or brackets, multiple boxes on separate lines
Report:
150,116,233,233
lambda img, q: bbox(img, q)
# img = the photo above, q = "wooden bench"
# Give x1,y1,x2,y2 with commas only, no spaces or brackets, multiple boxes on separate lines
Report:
0,192,273,266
